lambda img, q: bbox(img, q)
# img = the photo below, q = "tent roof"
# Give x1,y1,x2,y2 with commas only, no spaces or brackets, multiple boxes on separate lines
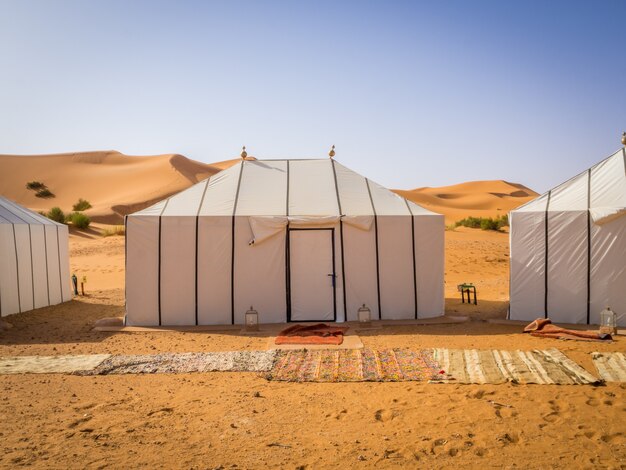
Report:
514,148,626,213
0,196,60,226
131,159,440,218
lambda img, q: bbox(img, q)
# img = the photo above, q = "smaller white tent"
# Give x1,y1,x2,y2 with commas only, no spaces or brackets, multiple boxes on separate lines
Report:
509,148,626,325
0,196,71,316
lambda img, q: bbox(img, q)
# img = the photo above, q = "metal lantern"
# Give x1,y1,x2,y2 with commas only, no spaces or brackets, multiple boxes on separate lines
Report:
599,307,617,335
245,306,259,332
358,304,371,327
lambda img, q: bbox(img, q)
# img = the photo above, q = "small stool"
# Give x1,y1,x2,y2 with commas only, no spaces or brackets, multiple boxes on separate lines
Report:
457,283,477,305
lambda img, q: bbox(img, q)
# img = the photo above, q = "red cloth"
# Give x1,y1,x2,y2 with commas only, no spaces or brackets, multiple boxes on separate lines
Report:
275,323,349,345
523,318,611,342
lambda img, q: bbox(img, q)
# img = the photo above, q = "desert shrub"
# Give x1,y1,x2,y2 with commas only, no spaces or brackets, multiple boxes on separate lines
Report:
480,218,498,231
102,225,125,237
35,188,55,198
497,214,509,230
68,212,91,229
26,181,46,190
455,216,482,229
46,207,66,224
456,215,509,232
72,198,92,211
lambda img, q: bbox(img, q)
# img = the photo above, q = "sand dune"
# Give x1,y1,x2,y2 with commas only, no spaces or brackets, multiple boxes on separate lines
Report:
0,151,238,224
394,180,538,224
1,151,537,225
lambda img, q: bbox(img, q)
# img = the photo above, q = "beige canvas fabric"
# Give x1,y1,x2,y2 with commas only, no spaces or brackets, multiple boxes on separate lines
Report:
0,196,71,317
510,148,626,325
126,159,445,326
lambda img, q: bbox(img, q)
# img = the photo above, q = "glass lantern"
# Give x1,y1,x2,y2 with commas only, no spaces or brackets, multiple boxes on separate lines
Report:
358,304,372,328
599,307,617,335
245,306,259,332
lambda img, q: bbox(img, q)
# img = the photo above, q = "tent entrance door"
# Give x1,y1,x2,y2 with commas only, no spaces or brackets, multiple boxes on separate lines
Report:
288,228,336,322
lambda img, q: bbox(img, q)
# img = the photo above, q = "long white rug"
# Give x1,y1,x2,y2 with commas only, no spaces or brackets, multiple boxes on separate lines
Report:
591,352,626,382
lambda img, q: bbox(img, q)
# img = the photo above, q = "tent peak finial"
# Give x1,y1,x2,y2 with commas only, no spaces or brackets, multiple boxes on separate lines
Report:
621,132,626,147
329,145,335,158
241,146,247,159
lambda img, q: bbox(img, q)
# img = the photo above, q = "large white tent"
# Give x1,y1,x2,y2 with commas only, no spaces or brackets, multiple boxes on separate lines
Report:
0,196,71,317
126,158,444,326
509,148,626,325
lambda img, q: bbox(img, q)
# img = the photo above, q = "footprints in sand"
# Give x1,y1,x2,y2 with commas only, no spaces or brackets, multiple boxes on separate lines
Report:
374,409,396,422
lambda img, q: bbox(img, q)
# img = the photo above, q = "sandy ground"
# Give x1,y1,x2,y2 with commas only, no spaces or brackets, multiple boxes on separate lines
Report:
1,229,625,469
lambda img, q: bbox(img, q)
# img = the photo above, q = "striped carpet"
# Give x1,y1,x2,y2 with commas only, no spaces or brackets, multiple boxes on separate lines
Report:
265,348,600,384
433,348,600,385
265,349,443,382
591,352,626,382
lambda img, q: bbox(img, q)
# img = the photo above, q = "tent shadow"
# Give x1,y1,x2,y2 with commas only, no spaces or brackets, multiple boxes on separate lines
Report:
0,295,120,346
444,297,508,320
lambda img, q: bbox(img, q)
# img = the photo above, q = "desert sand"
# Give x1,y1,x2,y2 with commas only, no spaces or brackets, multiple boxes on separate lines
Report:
396,180,538,225
1,151,535,226
0,154,624,469
0,151,237,224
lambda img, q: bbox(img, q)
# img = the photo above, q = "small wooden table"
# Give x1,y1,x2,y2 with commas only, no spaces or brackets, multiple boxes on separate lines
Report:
457,283,477,305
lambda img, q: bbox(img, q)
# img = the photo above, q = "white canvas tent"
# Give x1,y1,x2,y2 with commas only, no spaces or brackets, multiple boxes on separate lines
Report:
0,196,71,316
509,148,626,325
125,158,444,326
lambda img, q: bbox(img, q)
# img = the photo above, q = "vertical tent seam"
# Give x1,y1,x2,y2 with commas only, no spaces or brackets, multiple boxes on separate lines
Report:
195,177,212,326
544,190,552,318
0,212,10,316
43,226,50,305
157,198,171,326
231,162,245,325
28,224,35,309
586,168,592,324
12,224,22,313
365,178,382,320
330,160,347,322
123,215,127,326
55,226,63,302
403,199,418,319
285,160,291,322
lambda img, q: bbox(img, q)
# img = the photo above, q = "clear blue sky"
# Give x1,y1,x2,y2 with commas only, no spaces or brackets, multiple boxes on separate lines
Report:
1,0,624,193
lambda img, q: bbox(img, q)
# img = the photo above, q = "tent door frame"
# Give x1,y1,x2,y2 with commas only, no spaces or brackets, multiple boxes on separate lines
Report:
286,227,337,322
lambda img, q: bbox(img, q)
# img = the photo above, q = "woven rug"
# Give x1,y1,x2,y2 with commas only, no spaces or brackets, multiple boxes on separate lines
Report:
433,348,601,385
78,351,276,375
591,352,626,382
0,355,111,375
264,348,444,382
275,324,349,345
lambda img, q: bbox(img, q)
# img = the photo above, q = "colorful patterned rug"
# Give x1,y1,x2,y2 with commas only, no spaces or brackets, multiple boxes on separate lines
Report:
264,348,601,384
433,348,601,385
591,352,626,382
264,348,445,382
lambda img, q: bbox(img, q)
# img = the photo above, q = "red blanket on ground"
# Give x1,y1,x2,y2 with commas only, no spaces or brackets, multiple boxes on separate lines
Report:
523,318,612,342
275,323,349,345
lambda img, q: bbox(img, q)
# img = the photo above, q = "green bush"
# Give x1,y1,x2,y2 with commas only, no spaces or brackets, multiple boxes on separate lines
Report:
497,214,509,230
68,212,91,229
46,207,66,224
72,198,92,211
480,218,498,231
455,215,509,232
35,188,55,198
26,181,46,190
455,216,482,229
